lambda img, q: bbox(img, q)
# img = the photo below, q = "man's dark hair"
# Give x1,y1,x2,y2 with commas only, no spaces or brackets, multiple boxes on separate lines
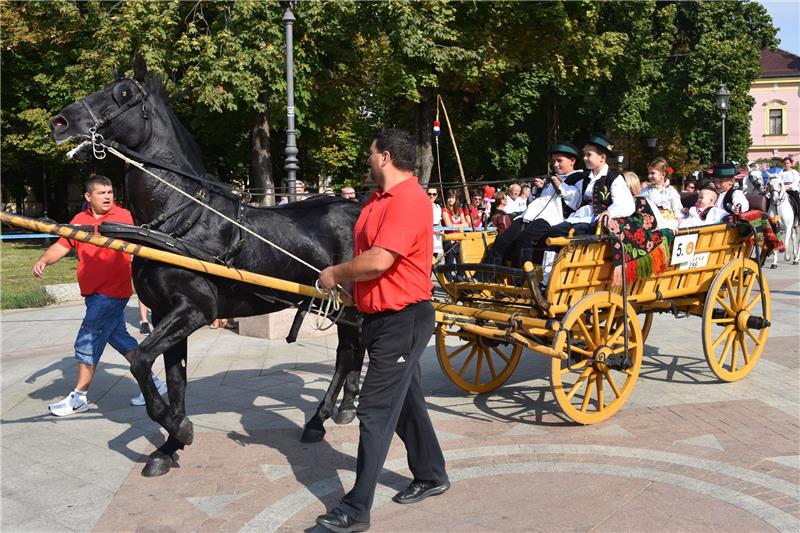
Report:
373,128,416,173
85,174,113,194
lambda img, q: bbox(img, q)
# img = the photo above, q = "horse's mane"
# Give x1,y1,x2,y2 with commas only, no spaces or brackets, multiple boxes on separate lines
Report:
271,195,358,210
143,74,205,172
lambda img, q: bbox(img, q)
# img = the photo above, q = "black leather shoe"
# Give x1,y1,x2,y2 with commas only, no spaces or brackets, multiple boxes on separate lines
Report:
315,509,370,533
392,479,451,504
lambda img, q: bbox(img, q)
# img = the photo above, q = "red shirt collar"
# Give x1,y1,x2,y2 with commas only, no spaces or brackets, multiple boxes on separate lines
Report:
84,203,122,219
374,176,419,199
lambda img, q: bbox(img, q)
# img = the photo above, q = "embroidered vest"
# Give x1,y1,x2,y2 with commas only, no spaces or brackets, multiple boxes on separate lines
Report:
589,170,621,213
560,170,585,216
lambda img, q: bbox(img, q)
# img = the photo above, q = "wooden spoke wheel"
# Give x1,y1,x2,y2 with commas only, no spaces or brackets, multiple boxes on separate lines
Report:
551,292,643,424
702,259,770,382
436,322,522,394
639,311,654,343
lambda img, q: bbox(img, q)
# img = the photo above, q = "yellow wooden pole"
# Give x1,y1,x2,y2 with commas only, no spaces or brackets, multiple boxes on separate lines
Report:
437,95,471,204
1,211,331,301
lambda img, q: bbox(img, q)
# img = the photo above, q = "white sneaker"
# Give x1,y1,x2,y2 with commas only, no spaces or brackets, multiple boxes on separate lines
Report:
130,380,168,406
48,392,89,417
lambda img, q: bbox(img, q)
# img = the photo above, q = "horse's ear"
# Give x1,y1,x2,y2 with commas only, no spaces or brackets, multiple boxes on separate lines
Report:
112,67,120,81
133,53,147,81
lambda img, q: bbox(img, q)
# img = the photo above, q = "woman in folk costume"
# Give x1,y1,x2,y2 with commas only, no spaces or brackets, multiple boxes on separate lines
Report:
641,157,683,227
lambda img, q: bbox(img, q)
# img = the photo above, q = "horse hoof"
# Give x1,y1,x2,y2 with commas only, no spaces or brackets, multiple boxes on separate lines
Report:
142,452,179,477
300,426,325,443
174,417,194,446
793,261,799,265
334,409,356,425
770,264,778,269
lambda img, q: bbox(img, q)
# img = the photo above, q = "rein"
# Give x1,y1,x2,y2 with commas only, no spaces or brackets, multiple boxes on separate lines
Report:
100,142,348,324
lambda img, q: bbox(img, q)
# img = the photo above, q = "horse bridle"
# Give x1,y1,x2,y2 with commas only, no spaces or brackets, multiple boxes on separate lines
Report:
768,176,786,206
79,77,150,159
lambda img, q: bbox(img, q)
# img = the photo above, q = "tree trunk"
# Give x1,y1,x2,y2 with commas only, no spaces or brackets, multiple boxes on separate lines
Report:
250,92,275,206
415,87,436,187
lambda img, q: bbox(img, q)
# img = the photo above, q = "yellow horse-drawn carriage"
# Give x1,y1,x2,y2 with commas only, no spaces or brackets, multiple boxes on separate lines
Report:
432,222,771,424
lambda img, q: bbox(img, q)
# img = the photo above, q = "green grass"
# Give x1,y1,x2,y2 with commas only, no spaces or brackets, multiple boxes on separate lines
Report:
1,241,79,309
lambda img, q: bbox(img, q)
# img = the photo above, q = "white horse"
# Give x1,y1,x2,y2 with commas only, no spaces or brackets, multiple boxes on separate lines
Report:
766,174,800,266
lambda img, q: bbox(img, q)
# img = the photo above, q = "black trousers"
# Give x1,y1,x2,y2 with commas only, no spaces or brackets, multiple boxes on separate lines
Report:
338,300,447,522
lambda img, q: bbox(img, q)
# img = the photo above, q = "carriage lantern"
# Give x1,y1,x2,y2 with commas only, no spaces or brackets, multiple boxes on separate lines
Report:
715,82,731,163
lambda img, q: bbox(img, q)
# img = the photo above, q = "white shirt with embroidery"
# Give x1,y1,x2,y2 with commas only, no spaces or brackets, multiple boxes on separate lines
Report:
566,165,635,224
641,185,683,216
779,168,799,191
520,171,582,225
679,206,728,228
715,188,749,213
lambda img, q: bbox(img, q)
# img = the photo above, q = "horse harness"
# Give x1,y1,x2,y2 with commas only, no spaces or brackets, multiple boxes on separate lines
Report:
78,77,248,265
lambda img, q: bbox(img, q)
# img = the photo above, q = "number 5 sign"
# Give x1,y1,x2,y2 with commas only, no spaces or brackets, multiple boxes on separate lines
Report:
671,233,698,265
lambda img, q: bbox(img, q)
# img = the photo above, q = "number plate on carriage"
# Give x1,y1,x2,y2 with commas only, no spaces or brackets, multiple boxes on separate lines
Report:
671,234,699,265
679,252,709,270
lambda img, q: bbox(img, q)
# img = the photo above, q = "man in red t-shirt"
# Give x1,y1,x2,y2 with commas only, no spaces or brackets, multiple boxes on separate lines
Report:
316,129,448,533
32,175,166,416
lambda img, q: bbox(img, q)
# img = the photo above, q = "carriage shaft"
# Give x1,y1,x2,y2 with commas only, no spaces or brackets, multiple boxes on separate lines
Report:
0,211,332,301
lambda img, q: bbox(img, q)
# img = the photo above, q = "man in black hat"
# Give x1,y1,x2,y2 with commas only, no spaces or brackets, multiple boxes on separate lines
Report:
711,163,749,215
485,141,583,267
545,133,635,239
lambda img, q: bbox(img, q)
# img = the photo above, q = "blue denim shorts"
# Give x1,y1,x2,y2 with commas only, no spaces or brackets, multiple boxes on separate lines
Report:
74,294,138,366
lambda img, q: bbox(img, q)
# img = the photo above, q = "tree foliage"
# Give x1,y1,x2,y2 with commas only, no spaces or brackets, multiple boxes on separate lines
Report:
1,0,778,215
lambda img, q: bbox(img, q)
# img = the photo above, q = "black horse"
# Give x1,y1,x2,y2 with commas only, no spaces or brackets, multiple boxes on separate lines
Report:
48,55,365,477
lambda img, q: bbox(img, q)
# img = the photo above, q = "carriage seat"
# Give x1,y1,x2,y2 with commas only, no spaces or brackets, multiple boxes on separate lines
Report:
746,194,768,213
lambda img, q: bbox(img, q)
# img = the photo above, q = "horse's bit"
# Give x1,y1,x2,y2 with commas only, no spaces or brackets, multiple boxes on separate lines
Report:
79,77,150,159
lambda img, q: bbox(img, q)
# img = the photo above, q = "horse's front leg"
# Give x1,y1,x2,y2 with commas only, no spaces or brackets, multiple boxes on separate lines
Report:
129,301,209,459
141,338,191,477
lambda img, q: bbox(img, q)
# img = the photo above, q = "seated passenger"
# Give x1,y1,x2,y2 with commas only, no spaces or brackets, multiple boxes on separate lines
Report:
712,163,749,215
640,157,683,222
624,170,675,230
679,188,727,228
545,133,635,240
485,141,582,266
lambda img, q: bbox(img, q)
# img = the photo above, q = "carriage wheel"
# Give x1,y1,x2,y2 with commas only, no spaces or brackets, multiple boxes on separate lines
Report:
702,259,770,382
551,292,643,424
436,323,522,394
639,312,654,343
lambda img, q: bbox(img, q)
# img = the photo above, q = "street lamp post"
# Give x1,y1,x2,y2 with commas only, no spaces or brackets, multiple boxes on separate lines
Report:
715,82,731,163
644,135,657,160
283,2,299,202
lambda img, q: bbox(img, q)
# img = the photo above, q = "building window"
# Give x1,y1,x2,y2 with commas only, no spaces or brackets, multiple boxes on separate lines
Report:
769,109,783,135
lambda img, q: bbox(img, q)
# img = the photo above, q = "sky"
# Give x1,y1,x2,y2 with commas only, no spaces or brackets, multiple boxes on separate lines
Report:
760,0,800,56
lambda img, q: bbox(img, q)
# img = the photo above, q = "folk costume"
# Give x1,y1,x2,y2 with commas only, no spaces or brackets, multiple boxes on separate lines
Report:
547,134,635,240
713,163,749,215
640,183,683,221
486,142,582,267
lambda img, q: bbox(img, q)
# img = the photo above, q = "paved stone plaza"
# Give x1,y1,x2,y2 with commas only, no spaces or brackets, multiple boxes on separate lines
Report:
1,262,798,532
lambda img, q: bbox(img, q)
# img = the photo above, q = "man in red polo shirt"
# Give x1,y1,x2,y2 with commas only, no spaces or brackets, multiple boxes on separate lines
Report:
316,129,448,533
32,175,166,416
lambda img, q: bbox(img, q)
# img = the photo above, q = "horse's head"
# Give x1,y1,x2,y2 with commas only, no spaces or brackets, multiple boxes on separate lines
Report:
49,54,152,150
767,174,785,203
